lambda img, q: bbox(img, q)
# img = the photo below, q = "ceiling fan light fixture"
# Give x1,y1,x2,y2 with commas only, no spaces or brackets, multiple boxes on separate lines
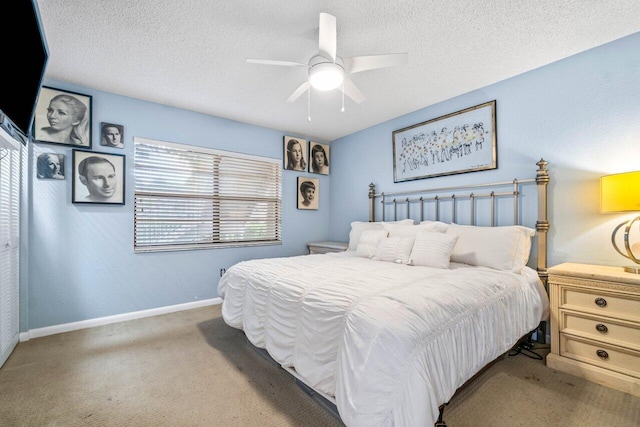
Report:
309,62,344,91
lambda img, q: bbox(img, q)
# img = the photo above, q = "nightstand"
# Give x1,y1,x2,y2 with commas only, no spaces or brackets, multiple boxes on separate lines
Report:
546,262,640,397
307,241,348,254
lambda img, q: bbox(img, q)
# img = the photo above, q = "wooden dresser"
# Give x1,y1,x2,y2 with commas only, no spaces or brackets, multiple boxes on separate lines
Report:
546,262,640,396
307,241,348,254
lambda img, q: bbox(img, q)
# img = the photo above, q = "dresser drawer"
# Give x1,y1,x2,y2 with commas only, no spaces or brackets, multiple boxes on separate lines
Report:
560,334,640,379
561,287,640,322
560,311,640,351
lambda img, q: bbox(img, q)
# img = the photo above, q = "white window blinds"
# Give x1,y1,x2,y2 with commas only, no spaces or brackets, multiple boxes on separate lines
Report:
134,137,282,252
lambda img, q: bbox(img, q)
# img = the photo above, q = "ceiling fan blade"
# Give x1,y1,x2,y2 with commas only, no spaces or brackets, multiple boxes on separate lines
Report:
343,53,408,74
341,78,366,104
286,81,311,103
246,59,306,67
318,13,337,61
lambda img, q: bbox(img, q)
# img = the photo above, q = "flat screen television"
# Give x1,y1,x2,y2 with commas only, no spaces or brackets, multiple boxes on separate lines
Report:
0,0,49,144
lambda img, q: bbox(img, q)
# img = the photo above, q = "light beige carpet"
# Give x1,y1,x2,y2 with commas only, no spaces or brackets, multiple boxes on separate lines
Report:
0,305,638,426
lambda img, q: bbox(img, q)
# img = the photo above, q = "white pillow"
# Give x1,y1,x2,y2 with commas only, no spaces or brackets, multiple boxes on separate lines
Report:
348,219,413,251
386,219,415,225
383,223,419,238
372,236,415,264
348,222,383,251
356,230,388,258
446,223,535,272
383,220,448,239
418,221,449,233
410,231,459,269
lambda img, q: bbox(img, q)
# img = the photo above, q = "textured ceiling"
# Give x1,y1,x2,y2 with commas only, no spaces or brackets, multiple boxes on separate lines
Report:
36,0,640,142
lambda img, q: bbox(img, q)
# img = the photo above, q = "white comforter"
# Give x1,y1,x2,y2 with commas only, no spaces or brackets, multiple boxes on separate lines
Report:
218,252,548,426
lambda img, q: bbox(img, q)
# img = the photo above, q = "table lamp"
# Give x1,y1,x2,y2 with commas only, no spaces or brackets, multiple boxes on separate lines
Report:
600,171,640,273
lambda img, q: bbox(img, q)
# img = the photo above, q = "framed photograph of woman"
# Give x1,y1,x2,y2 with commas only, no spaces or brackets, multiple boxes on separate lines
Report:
100,122,124,148
72,150,125,205
33,86,92,149
309,141,330,175
283,136,307,171
297,177,319,210
36,153,65,180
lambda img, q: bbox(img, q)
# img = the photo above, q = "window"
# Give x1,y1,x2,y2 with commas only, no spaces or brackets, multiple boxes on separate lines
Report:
134,137,281,252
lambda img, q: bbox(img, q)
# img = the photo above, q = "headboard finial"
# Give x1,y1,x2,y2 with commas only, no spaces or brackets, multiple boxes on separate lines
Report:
536,159,549,184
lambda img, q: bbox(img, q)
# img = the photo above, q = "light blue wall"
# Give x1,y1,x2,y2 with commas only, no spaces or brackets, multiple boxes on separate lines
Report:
26,80,330,330
329,32,640,269
27,31,640,331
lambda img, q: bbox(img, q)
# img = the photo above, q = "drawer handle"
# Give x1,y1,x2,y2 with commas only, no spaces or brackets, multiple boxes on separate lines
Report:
595,323,608,333
594,297,607,307
596,349,609,360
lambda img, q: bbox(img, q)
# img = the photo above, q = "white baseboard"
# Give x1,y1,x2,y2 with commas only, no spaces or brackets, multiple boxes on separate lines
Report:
19,298,222,342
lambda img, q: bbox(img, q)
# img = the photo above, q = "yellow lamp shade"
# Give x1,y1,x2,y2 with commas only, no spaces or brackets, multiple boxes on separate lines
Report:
600,171,640,213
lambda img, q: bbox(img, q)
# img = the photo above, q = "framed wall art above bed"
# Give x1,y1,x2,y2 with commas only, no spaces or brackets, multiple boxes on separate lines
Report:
392,100,497,182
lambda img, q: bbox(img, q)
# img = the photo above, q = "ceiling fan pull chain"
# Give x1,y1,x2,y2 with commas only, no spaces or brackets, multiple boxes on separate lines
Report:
341,81,345,113
307,88,312,122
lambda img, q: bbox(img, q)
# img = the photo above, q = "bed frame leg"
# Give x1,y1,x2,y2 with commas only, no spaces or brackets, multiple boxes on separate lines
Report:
435,403,447,427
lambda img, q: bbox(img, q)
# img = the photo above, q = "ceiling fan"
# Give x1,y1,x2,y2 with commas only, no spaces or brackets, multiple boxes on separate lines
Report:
246,12,408,107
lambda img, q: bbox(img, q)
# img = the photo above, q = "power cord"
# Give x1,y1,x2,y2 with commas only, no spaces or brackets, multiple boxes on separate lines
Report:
508,341,543,360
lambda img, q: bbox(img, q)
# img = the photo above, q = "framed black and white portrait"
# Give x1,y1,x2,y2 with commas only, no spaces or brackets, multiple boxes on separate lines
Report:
297,177,319,210
33,86,92,149
100,122,124,149
72,150,125,205
36,153,65,180
309,141,330,175
283,136,308,171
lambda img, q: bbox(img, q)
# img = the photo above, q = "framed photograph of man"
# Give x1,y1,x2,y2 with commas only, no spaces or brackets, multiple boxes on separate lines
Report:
36,153,65,180
309,141,330,175
33,86,92,148
100,122,124,148
72,150,125,205
297,177,319,210
283,136,308,171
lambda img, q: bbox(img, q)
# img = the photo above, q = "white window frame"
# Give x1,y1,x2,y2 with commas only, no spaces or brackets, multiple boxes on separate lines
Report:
133,137,282,253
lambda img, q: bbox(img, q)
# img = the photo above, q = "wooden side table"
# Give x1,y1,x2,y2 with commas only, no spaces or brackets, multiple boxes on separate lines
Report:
546,262,640,396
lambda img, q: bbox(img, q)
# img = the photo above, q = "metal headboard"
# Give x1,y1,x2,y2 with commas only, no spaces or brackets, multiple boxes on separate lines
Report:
368,159,550,283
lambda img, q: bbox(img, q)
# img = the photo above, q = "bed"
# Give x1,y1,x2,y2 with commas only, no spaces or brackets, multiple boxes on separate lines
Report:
218,159,550,426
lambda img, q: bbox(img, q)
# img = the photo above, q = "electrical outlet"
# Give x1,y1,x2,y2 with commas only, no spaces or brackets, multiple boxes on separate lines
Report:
220,268,226,277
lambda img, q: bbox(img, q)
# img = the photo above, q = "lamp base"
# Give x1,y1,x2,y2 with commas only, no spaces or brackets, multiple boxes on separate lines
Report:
611,215,640,274
623,265,640,274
